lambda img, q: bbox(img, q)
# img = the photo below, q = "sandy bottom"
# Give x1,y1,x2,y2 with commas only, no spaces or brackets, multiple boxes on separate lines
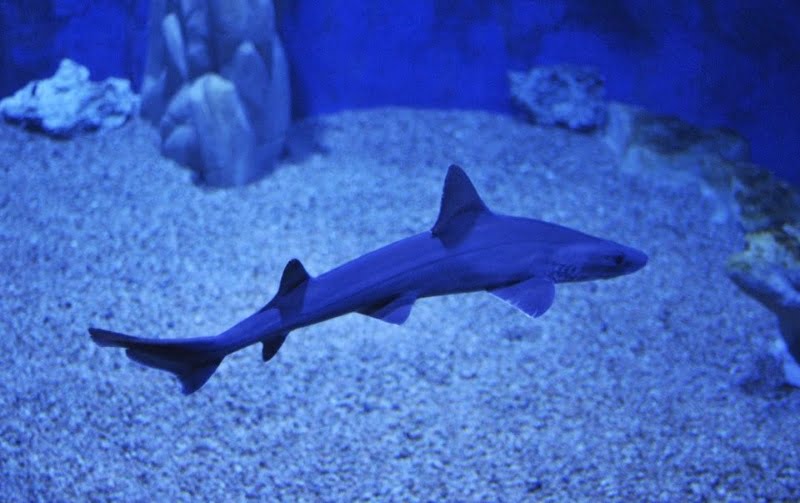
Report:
1,108,797,501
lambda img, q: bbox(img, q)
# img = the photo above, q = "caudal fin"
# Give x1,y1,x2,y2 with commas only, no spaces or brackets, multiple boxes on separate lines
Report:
89,328,225,394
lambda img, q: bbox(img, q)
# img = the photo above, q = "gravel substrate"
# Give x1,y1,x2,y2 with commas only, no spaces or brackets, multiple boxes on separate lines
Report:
1,108,798,501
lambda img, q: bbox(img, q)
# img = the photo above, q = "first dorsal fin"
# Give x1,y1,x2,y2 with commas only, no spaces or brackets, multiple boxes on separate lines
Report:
277,258,310,296
431,165,490,244
261,258,311,315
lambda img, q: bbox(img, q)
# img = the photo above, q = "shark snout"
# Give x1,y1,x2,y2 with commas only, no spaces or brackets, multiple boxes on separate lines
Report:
593,242,648,279
553,241,648,282
625,247,648,273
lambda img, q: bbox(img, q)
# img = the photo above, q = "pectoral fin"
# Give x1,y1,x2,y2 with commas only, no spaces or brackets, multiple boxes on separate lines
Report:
489,278,555,318
358,292,417,325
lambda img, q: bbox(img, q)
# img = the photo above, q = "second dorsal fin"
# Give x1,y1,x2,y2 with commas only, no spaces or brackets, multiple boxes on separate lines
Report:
431,165,490,244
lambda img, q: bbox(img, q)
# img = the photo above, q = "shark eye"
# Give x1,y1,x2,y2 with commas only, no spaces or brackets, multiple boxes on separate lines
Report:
613,254,625,266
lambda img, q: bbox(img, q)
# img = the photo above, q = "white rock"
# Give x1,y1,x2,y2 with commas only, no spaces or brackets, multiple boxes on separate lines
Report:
771,338,800,388
0,59,138,136
141,0,289,186
208,0,275,63
260,35,291,165
161,74,258,186
140,0,169,122
223,36,290,164
510,64,607,131
162,13,189,80
180,0,211,76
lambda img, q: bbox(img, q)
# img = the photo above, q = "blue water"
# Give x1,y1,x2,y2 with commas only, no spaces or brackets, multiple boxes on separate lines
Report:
1,2,800,500
1,1,798,184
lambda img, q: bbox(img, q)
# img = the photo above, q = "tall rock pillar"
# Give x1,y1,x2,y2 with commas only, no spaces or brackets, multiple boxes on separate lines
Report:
141,0,290,186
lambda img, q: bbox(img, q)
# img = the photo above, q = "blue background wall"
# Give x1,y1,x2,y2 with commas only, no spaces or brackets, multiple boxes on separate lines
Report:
1,0,798,185
0,1,149,95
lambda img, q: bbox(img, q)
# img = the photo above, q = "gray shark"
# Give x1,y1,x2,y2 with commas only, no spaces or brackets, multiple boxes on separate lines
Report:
90,165,647,394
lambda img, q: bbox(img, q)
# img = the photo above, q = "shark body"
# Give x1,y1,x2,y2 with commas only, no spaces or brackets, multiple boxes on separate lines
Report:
90,165,647,394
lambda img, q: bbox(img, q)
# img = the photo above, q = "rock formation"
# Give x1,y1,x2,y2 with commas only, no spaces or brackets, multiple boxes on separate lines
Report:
726,169,800,387
140,0,290,186
509,65,607,132
0,59,138,137
602,101,800,386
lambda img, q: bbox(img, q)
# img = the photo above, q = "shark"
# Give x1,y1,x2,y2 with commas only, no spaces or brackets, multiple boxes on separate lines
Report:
90,165,647,394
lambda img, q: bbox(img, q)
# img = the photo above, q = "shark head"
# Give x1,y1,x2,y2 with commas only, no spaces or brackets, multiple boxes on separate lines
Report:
550,237,648,283
431,165,648,285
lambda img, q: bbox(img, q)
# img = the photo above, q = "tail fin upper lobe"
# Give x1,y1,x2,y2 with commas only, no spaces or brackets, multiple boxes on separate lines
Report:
89,328,225,394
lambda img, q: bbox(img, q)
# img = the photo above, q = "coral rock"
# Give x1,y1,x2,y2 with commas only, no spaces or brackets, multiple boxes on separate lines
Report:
0,59,138,137
509,64,607,131
600,101,800,386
